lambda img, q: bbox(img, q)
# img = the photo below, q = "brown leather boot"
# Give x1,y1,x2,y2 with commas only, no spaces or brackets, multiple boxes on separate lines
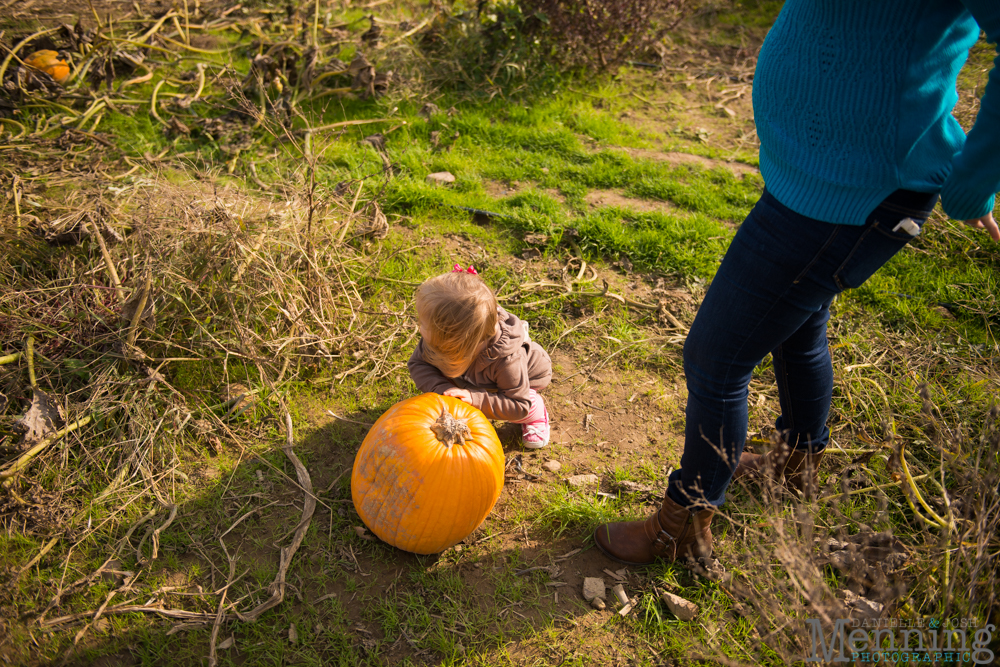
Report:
734,442,825,498
593,492,714,566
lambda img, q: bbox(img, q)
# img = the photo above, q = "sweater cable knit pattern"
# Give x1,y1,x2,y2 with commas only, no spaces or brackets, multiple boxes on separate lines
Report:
754,0,1000,225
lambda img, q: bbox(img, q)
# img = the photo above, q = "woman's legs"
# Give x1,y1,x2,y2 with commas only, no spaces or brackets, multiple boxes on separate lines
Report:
670,204,839,508
594,188,938,565
771,303,834,451
667,188,938,509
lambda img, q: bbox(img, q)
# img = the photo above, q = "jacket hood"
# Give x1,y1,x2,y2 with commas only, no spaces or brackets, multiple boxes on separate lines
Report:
472,307,525,368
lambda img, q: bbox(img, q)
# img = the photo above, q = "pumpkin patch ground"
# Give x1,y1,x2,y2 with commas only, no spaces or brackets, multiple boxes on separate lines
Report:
2,1,998,666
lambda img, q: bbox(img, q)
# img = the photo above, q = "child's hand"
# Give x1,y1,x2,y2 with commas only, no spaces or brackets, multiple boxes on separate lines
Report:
443,387,473,404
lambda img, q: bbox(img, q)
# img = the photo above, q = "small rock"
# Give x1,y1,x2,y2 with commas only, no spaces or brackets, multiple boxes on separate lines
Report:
419,102,441,119
841,589,884,618
541,167,549,174
100,560,123,583
612,480,654,495
541,460,562,472
612,584,629,605
288,623,298,644
933,305,955,319
590,597,606,610
661,591,699,621
426,171,455,185
582,577,605,602
566,474,599,488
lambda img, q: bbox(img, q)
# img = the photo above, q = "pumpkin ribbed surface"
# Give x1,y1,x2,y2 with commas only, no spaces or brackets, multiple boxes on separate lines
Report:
351,393,504,554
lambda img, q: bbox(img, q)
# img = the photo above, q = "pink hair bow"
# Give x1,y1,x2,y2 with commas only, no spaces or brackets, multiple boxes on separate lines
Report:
452,264,478,275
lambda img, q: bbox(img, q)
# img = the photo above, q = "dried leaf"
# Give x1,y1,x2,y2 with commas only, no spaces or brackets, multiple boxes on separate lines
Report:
217,635,234,650
42,210,88,245
288,623,298,644
360,133,386,152
357,202,389,239
347,53,372,77
372,70,393,97
360,16,382,47
165,117,190,137
121,284,156,330
13,389,65,443
348,54,375,97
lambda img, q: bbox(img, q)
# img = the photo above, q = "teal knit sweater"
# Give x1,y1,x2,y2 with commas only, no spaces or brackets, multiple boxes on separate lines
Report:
754,0,1000,225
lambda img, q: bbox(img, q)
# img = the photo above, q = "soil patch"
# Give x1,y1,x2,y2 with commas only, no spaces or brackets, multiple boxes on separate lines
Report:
584,188,678,215
483,179,567,206
625,148,759,177
482,179,528,200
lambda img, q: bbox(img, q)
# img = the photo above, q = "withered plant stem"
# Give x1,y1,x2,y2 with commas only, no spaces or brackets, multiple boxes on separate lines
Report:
236,411,315,621
26,335,36,387
149,80,167,125
85,0,102,28
337,180,365,244
0,351,22,365
0,28,60,85
127,266,152,346
0,415,93,484
9,536,59,585
88,219,125,303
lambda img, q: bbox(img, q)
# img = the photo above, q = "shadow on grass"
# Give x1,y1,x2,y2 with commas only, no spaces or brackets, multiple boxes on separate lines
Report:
40,402,607,667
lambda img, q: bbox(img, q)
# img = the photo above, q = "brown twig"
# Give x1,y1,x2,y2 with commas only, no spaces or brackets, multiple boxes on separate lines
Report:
337,180,365,244
236,411,315,621
42,604,216,628
207,540,236,667
9,537,60,586
150,504,178,561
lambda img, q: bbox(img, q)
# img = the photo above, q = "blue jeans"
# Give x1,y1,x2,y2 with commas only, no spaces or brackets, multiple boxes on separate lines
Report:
667,188,939,508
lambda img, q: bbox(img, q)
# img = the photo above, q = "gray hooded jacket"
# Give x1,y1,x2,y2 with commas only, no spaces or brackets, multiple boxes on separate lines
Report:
407,307,552,421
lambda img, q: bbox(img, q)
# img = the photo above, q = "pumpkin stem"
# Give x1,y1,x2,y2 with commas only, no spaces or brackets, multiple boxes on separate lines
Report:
429,409,472,448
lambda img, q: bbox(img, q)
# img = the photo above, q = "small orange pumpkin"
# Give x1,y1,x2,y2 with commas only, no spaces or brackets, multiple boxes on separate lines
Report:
24,50,70,85
351,393,505,554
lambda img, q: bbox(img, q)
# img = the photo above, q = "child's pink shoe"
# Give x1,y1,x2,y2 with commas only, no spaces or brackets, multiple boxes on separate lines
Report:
521,391,549,449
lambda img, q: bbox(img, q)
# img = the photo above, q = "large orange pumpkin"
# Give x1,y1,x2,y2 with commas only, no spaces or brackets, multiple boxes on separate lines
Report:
24,50,70,84
351,393,505,554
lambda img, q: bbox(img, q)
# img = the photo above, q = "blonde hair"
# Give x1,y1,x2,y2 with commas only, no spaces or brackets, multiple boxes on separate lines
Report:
415,272,498,375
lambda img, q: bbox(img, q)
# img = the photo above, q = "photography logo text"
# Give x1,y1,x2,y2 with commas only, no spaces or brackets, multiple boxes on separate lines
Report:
805,618,995,664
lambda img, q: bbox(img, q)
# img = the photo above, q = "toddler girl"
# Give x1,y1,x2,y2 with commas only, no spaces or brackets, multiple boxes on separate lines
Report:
407,265,552,448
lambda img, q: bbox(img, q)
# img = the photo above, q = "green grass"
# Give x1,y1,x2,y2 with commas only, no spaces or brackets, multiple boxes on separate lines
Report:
2,4,999,667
